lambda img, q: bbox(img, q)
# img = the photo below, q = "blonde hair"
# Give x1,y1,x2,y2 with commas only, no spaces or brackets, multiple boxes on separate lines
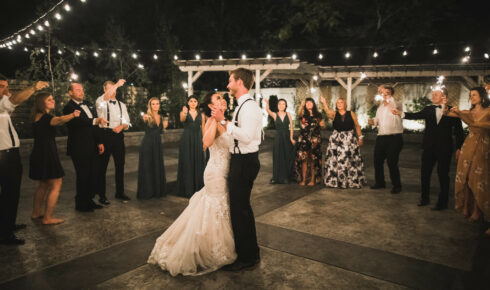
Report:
145,97,160,125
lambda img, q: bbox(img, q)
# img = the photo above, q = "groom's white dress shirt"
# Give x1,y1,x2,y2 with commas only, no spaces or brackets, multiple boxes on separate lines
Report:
226,93,262,154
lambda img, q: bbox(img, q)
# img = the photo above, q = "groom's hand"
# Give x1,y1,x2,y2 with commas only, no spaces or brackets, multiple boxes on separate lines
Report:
212,108,225,122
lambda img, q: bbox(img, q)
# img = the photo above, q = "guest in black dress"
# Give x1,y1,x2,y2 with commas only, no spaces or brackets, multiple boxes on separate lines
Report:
295,98,325,186
320,97,366,188
176,95,206,197
137,97,168,199
265,98,296,184
29,92,80,225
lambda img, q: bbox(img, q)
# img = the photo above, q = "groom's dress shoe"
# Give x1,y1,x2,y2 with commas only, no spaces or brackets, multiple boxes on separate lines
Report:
221,259,260,271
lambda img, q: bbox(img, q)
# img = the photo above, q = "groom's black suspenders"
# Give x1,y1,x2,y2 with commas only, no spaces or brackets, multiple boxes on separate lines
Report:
232,98,254,154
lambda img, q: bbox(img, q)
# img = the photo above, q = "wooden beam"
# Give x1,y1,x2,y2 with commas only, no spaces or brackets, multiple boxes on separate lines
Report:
334,77,347,89
260,69,273,82
192,71,204,83
351,77,363,90
462,76,477,88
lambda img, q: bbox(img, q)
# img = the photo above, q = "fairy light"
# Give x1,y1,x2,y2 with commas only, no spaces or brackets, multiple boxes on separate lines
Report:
37,25,44,31
345,52,351,58
241,54,247,60
432,49,438,55
195,54,200,60
153,54,158,60
373,51,378,58
402,50,408,56
182,82,188,89
64,4,71,12
12,40,17,45
30,29,36,35
292,53,297,60
25,33,30,39
75,50,80,56
57,49,63,55
55,13,62,20
219,55,223,60
173,55,178,60
80,0,87,3
140,112,144,116
464,46,470,52
462,56,470,63
70,73,79,81
266,53,271,60
131,53,138,59
111,52,117,58
137,63,144,69
93,51,99,57
313,75,318,81
484,53,489,59
360,72,367,80
40,48,45,53
24,47,28,52
44,20,50,27
318,53,323,60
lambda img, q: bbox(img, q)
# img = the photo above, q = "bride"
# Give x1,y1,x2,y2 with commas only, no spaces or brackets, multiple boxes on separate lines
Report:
148,92,236,276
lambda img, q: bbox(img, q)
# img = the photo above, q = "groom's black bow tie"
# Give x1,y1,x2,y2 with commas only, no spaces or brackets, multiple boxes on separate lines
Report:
433,105,442,109
109,100,117,104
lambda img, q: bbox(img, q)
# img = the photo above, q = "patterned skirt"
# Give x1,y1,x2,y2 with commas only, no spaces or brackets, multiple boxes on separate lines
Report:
324,130,366,188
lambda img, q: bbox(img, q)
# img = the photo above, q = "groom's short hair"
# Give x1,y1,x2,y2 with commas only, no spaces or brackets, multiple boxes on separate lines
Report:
229,68,254,90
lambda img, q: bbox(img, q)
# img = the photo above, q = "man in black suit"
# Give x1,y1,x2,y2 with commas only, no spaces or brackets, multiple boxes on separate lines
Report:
63,83,107,212
393,87,464,210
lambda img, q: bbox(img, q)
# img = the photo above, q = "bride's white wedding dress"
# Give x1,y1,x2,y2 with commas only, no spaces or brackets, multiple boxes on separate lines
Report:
148,133,236,276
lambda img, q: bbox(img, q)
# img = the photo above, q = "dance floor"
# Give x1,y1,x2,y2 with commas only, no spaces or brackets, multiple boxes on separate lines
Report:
1,138,488,289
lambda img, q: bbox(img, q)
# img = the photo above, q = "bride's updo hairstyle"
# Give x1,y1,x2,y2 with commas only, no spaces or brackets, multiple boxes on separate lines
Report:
200,92,215,117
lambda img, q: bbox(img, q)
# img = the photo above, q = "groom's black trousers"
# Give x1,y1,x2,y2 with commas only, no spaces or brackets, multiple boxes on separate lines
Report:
228,152,261,262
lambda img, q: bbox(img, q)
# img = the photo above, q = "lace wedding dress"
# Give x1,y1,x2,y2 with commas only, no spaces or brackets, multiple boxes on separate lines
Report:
148,133,237,276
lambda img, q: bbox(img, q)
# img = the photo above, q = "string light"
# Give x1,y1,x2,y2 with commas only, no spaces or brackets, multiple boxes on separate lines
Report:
241,54,247,60
219,55,223,60
153,54,158,60
55,13,62,20
57,49,63,55
291,53,297,60
64,4,71,12
137,63,144,69
70,73,79,81
432,49,438,55
484,53,489,59
24,33,30,39
44,20,50,27
360,72,367,80
80,0,87,3
313,75,318,81
462,56,470,63
464,46,470,52
37,25,44,31
373,51,378,58
75,50,80,56
318,53,323,60
24,47,28,52
402,50,408,56
195,54,200,60
40,48,45,53
30,29,36,35
111,52,117,58
173,55,178,60
182,82,188,89
266,53,271,60
345,52,351,58
131,53,138,59
93,51,99,57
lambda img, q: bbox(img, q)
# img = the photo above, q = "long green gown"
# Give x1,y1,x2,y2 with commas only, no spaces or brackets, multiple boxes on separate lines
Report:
176,113,205,197
137,116,166,199
272,115,296,183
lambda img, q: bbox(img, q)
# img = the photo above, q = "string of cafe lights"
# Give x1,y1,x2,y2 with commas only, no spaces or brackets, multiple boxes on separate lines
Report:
0,0,87,48
0,0,488,65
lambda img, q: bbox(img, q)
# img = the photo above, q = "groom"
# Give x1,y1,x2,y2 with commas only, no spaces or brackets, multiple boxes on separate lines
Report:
213,68,262,271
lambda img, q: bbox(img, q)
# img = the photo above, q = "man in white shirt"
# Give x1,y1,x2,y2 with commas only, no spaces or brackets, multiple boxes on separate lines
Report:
368,86,403,194
0,74,49,245
213,68,262,271
95,79,131,203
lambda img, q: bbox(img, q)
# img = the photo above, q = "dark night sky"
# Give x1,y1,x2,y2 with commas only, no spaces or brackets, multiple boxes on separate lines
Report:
1,0,489,79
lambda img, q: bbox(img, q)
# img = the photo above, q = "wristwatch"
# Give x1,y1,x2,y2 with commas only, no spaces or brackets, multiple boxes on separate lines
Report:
220,120,226,125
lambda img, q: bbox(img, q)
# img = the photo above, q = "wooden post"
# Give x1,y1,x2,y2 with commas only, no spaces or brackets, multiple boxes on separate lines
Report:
347,77,352,110
255,69,261,103
187,71,193,96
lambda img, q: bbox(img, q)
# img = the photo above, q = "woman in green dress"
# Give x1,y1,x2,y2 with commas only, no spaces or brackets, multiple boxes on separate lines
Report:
176,95,206,197
265,98,296,184
137,97,168,199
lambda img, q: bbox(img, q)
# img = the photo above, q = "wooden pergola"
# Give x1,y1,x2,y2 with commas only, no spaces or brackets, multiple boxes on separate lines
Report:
175,58,490,109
